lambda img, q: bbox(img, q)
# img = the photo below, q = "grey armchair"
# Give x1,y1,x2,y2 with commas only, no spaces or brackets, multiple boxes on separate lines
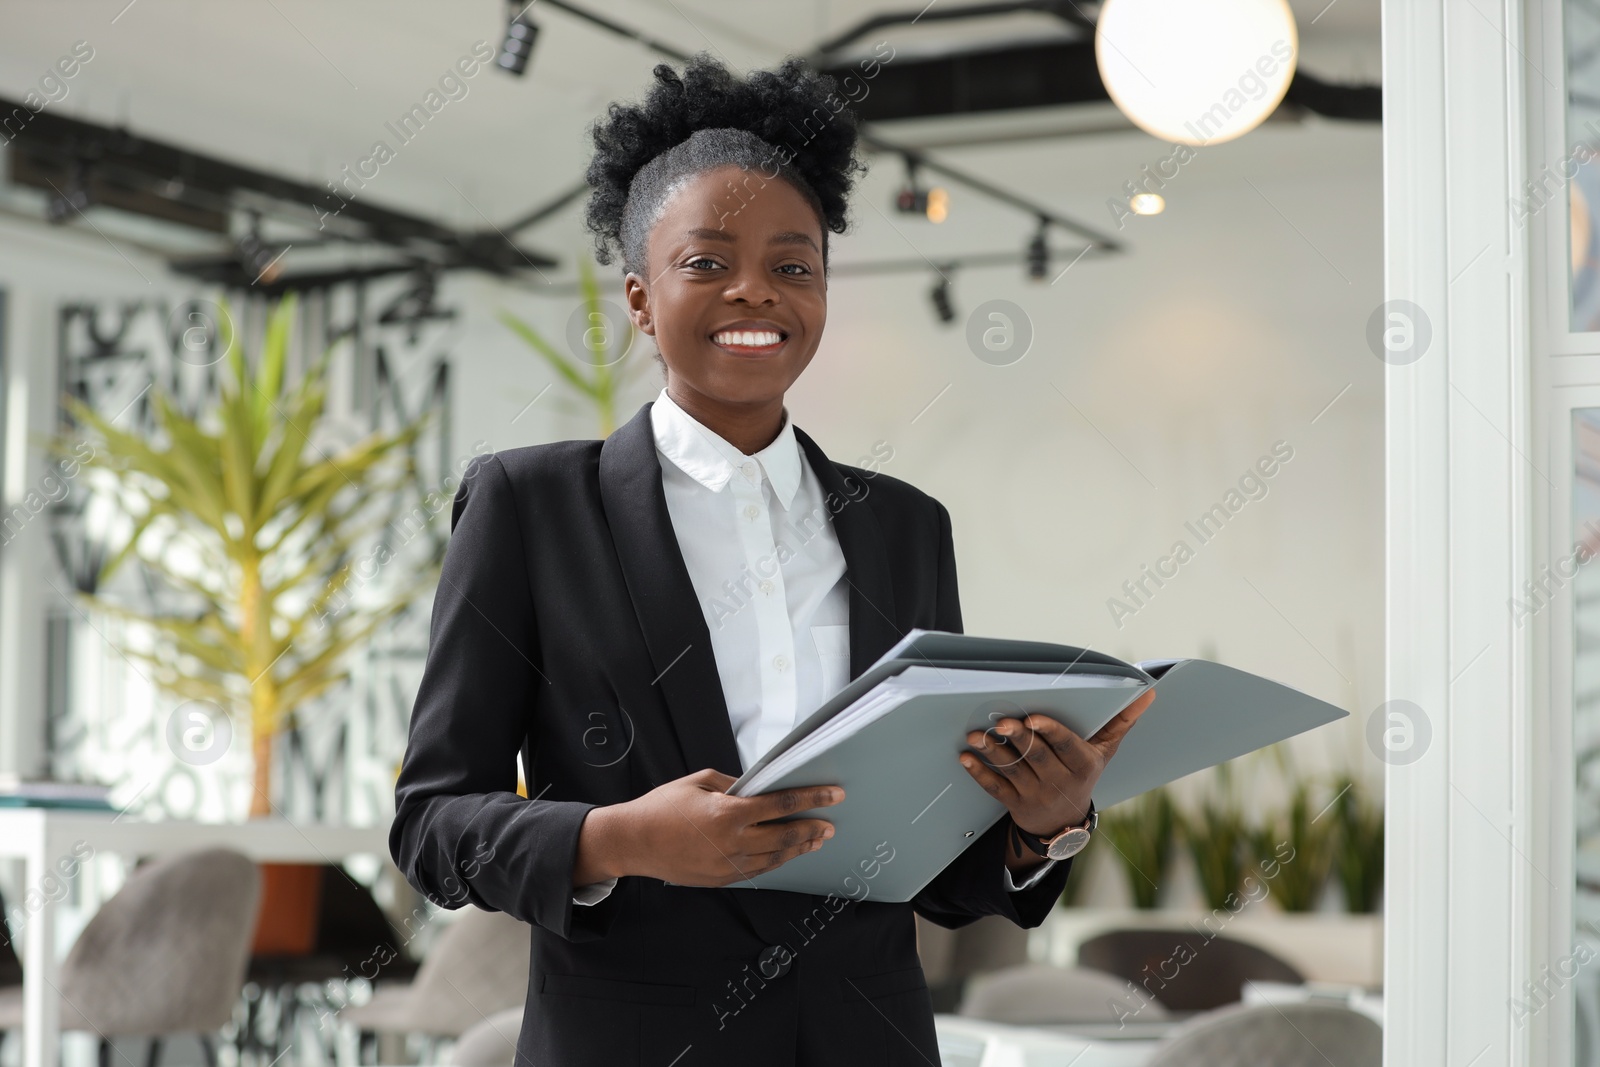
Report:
1145,1000,1381,1067
340,905,529,1063
1078,927,1305,1012
448,1006,522,1067
956,962,1169,1026
0,847,261,1067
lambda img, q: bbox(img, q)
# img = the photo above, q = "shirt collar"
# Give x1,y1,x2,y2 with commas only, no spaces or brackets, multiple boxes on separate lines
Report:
651,387,802,510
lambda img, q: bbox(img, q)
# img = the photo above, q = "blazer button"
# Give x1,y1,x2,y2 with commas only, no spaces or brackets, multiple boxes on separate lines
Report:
757,943,793,979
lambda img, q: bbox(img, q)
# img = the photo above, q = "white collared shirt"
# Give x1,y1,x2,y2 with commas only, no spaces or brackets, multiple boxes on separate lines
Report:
572,388,1055,904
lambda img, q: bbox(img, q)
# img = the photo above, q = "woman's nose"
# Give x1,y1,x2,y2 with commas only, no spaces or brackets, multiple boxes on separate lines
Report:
724,267,779,305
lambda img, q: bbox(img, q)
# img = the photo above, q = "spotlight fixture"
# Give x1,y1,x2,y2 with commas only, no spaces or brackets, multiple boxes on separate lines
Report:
1026,221,1049,280
929,273,955,325
1129,193,1165,216
895,158,950,223
497,9,539,76
237,211,288,285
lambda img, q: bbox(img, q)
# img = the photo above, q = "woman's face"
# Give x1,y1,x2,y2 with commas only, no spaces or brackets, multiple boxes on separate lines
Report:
624,164,827,413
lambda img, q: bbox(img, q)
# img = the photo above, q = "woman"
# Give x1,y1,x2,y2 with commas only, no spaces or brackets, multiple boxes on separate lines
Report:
389,53,1152,1067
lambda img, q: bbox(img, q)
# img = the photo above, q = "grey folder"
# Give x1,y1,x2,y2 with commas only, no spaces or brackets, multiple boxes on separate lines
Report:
718,628,1348,903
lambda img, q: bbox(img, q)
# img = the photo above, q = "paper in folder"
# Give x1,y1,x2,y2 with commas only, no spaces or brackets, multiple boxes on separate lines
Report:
721,628,1348,902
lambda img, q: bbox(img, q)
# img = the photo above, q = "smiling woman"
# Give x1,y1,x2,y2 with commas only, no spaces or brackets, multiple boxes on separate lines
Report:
582,56,867,450
388,50,1093,1067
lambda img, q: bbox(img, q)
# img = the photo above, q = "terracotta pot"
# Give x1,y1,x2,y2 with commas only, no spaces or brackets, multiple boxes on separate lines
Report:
250,862,324,955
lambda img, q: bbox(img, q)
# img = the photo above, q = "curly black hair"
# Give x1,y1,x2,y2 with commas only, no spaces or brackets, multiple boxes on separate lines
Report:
582,52,869,280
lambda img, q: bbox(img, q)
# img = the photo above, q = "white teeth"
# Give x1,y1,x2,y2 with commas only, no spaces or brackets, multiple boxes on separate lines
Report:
713,330,783,347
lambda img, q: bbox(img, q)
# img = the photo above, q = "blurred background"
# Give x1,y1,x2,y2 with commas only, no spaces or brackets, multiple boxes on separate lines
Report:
0,2,1389,1065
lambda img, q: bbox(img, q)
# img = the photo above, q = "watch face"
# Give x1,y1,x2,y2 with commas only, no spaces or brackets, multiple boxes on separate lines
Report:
1047,827,1092,860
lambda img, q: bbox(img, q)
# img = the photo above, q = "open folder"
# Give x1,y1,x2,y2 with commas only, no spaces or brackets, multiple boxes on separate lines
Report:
718,628,1348,902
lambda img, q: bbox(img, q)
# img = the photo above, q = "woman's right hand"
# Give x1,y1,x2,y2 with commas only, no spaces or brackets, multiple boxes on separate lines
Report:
575,769,844,888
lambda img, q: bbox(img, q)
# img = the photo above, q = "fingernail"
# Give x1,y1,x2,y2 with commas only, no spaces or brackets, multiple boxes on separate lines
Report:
823,826,835,838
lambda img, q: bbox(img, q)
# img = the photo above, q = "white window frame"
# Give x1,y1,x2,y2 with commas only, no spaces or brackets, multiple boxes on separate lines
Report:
1384,0,1543,1062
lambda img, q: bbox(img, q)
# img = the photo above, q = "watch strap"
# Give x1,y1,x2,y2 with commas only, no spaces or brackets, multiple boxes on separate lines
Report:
1009,818,1049,859
1010,801,1096,859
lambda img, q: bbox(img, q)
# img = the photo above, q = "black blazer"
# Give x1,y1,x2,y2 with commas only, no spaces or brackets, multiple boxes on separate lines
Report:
389,399,1073,1067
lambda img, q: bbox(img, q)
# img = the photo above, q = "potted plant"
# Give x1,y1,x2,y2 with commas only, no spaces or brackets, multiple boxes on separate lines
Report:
50,294,437,819
1331,773,1384,913
498,254,652,438
1181,764,1250,910
1250,779,1338,912
1099,787,1178,909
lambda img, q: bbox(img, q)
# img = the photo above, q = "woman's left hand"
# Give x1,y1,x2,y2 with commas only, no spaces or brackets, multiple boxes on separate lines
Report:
958,689,1156,836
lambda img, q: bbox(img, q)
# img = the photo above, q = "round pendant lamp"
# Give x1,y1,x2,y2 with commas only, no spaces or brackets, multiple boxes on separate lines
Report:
1095,0,1299,146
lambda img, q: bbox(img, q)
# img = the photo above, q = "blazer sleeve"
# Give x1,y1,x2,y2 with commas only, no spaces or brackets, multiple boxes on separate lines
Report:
909,498,1075,931
389,452,618,943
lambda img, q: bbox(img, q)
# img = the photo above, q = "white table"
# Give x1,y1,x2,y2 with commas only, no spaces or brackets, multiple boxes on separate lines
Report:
0,808,390,1067
934,1014,1169,1066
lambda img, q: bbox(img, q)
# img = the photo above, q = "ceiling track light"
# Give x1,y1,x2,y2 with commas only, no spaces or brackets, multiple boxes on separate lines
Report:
1026,219,1050,280
1129,192,1165,216
929,271,955,325
236,210,289,285
894,156,949,223
497,6,539,76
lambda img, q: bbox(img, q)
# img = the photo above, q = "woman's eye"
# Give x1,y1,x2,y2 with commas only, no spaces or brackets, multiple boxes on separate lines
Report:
685,258,811,275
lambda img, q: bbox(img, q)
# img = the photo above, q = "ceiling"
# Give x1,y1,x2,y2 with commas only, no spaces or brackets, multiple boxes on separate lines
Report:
0,0,1383,282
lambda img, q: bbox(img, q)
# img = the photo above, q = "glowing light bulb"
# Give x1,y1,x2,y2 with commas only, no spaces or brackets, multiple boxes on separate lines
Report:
1130,193,1166,215
1096,0,1298,146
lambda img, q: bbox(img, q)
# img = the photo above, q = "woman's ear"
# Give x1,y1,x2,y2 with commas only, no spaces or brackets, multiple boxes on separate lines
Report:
623,272,655,336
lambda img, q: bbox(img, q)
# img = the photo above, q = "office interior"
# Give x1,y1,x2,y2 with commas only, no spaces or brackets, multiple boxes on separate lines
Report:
0,0,1574,1064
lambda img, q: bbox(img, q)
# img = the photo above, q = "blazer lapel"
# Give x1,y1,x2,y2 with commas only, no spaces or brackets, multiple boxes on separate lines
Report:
792,426,903,682
599,402,745,779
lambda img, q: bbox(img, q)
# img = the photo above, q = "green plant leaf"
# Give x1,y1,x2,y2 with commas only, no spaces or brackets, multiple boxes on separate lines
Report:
1331,775,1384,913
498,309,598,400
1180,781,1249,911
1251,780,1338,912
252,295,294,430
1098,788,1177,909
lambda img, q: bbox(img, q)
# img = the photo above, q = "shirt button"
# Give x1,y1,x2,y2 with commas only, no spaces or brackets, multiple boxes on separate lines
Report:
741,461,758,479
744,504,760,520
773,654,788,670
759,580,774,595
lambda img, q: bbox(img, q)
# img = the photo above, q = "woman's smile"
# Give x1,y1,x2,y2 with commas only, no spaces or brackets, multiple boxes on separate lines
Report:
709,319,790,358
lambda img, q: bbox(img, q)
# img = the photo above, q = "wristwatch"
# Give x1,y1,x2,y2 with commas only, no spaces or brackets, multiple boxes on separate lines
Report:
1010,801,1098,861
